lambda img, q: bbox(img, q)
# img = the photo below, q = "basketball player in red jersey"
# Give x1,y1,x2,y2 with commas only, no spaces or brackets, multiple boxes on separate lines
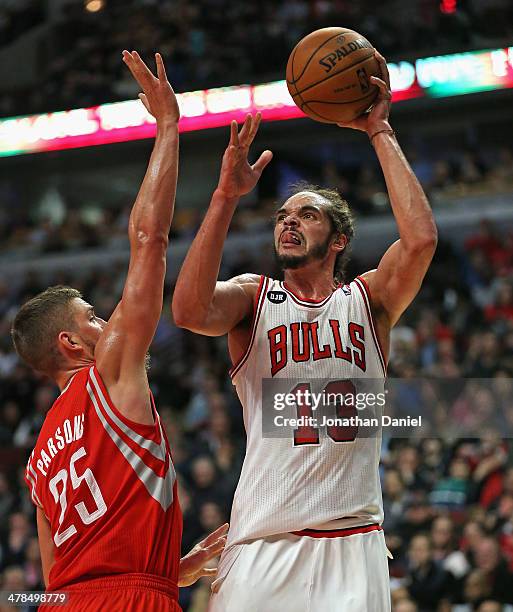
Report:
172,53,437,611
11,51,227,611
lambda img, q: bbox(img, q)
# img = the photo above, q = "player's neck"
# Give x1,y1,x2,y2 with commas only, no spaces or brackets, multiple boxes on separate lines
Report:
283,265,337,301
55,361,94,391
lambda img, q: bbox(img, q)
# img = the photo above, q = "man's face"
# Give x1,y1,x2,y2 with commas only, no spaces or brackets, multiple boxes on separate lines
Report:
274,192,336,270
70,298,107,357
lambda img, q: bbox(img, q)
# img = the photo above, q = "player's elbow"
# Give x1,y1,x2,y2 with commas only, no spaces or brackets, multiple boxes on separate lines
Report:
171,299,203,330
408,225,438,257
171,308,191,330
131,227,169,251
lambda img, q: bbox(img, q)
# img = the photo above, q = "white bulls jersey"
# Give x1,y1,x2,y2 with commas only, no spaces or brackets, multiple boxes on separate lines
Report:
227,275,387,548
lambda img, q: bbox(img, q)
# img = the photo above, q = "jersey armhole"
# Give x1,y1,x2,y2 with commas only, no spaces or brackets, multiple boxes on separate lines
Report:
353,276,387,376
88,365,162,442
229,275,269,379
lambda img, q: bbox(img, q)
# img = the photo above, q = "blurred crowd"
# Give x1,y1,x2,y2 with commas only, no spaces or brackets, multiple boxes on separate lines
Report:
1,198,513,610
1,0,513,117
0,0,43,49
1,142,513,260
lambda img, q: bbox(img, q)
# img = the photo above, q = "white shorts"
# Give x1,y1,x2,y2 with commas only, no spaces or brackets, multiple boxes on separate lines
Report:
208,526,391,612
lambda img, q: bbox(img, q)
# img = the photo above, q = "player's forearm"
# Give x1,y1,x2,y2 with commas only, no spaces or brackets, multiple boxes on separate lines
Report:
372,131,437,252
173,189,238,326
128,123,179,245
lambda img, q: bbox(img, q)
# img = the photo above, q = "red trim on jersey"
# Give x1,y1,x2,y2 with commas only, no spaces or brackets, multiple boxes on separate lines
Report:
281,281,336,307
354,277,387,376
291,523,382,538
229,276,269,379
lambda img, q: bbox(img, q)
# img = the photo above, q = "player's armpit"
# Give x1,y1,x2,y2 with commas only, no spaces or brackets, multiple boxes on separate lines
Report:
36,507,54,587
174,273,259,336
362,235,437,328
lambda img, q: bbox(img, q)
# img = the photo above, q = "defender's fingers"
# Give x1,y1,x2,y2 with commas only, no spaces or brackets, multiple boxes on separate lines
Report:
155,53,167,82
122,51,141,80
230,120,239,146
238,113,253,143
247,112,262,143
138,93,151,114
203,523,229,546
199,568,218,578
130,50,156,87
204,538,227,560
252,150,273,174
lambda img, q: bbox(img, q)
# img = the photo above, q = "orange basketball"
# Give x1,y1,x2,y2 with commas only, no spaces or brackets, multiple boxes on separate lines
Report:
286,27,380,124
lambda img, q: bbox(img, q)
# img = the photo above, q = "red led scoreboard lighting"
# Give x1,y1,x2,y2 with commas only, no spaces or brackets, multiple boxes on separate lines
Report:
1,46,513,157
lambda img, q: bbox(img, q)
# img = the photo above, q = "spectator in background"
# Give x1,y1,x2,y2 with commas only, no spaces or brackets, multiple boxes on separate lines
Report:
12,384,57,448
429,457,470,511
406,534,453,611
1,513,32,570
393,598,418,612
454,569,492,611
431,516,470,580
188,455,227,511
473,536,513,604
0,565,29,612
383,468,410,533
0,473,15,526
23,537,43,590
476,602,505,612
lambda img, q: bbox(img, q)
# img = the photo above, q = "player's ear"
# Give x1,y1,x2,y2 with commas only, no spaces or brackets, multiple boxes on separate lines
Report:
331,233,348,253
58,331,82,354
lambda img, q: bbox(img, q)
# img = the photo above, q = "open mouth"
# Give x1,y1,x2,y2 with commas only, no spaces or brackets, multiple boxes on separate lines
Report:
281,231,302,246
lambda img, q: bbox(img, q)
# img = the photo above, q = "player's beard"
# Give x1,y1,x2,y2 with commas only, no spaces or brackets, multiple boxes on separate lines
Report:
275,234,331,270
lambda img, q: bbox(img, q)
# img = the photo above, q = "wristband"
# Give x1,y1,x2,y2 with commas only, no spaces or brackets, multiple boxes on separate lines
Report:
369,128,395,144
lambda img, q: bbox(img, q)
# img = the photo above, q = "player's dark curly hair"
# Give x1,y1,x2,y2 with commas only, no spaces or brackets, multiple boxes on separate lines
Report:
287,182,355,284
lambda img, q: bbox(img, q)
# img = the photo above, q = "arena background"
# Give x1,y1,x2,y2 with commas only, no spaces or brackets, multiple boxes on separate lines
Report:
1,1,513,611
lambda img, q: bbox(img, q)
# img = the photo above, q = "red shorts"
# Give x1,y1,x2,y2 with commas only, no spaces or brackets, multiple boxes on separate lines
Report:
39,573,180,612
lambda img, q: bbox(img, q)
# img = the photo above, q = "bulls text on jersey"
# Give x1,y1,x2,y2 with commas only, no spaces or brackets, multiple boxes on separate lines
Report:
267,319,365,376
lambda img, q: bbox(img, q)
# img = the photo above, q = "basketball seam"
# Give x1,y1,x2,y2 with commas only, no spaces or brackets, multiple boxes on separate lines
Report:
287,30,354,85
293,52,375,96
299,103,335,123
301,90,377,105
290,47,311,119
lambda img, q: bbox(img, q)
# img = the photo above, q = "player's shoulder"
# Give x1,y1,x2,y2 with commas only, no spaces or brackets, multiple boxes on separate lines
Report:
226,273,263,299
349,269,376,285
347,270,376,294
227,273,262,287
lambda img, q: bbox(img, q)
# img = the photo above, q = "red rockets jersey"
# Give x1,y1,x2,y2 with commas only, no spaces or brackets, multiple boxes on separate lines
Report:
24,365,182,592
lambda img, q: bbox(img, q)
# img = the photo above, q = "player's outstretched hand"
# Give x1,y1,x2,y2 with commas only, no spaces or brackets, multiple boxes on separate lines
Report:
337,51,392,138
122,50,180,126
217,113,273,200
178,522,229,587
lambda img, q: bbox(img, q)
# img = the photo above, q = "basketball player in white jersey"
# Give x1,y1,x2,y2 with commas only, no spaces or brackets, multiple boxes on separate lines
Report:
172,53,437,611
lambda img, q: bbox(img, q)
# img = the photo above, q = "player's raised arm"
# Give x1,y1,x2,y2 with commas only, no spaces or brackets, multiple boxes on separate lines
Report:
94,51,179,423
172,114,272,336
338,52,437,328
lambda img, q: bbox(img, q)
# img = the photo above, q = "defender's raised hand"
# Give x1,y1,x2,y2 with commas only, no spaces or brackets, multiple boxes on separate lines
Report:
122,50,180,125
337,51,392,137
178,523,229,587
217,113,273,200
